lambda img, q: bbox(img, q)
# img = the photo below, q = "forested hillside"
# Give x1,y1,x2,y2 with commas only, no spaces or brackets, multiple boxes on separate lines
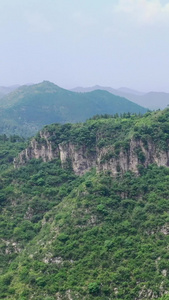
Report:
1,110,169,299
0,81,147,137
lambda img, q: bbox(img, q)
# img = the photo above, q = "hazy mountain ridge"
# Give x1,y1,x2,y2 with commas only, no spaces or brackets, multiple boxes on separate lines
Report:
71,85,169,110
0,81,147,137
0,85,20,99
1,82,168,112
117,87,144,95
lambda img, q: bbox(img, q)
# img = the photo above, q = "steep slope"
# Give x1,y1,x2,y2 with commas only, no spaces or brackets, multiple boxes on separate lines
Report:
0,81,147,137
2,163,169,300
2,110,169,299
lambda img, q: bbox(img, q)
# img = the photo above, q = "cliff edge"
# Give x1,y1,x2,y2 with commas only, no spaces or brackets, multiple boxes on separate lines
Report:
14,110,169,176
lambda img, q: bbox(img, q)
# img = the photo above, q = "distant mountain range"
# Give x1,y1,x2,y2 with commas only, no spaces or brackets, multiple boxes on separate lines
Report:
0,81,147,137
71,85,144,96
1,83,169,110
71,85,169,110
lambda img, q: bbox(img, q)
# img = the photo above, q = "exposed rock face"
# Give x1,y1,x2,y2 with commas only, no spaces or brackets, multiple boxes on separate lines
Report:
14,131,97,175
58,143,97,175
98,139,169,176
14,130,169,176
14,131,59,165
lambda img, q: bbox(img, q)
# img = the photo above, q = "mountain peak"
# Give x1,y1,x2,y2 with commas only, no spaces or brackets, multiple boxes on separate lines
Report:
36,81,61,89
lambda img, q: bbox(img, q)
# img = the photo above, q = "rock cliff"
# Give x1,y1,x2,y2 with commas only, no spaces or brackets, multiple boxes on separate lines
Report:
14,129,169,176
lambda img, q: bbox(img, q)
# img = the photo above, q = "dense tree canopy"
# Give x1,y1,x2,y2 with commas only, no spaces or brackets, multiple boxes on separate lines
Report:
1,110,169,299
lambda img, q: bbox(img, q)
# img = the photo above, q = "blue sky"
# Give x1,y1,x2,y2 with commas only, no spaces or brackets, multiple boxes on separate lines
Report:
1,0,169,92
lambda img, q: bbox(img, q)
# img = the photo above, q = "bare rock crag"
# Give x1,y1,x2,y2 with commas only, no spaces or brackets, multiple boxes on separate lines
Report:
14,130,169,176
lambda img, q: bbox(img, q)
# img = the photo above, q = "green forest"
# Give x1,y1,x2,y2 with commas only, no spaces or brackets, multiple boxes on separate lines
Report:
1,109,169,299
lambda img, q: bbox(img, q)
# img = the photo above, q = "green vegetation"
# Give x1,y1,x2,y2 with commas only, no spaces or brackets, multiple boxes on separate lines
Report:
0,134,26,172
0,81,147,137
1,110,169,299
36,108,169,154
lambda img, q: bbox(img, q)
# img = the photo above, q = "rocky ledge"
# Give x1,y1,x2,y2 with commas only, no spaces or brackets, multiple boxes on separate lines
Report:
14,130,169,176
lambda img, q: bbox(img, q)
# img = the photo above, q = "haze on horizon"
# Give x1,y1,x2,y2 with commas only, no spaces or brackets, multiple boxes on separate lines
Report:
1,0,169,93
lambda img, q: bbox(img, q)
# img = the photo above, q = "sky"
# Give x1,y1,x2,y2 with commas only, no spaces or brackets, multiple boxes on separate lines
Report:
0,0,169,92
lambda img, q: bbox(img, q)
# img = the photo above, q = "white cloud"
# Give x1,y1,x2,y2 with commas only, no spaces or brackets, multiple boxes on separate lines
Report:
113,0,169,25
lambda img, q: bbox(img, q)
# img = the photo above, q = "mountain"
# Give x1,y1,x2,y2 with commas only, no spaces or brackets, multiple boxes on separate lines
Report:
1,109,169,299
71,85,169,110
0,81,147,137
